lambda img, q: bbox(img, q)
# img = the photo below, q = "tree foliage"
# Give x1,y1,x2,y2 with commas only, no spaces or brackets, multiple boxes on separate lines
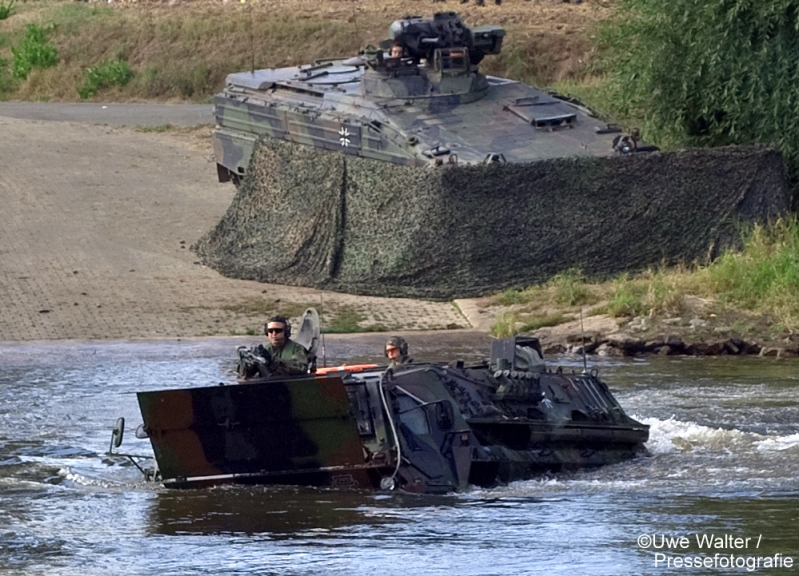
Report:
601,0,799,185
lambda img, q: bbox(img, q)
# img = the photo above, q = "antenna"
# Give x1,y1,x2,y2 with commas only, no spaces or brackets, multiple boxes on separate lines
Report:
245,0,255,75
579,307,588,374
353,0,362,53
320,295,327,367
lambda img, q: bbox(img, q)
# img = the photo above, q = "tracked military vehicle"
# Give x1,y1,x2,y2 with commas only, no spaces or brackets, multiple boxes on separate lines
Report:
212,12,643,184
113,310,649,494
198,12,787,300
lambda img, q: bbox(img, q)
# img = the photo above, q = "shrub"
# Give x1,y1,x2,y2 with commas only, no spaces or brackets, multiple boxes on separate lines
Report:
549,269,592,306
12,24,58,80
600,0,799,190
492,311,520,338
492,286,540,307
78,59,133,99
705,217,799,325
0,55,17,97
0,0,15,21
605,274,648,318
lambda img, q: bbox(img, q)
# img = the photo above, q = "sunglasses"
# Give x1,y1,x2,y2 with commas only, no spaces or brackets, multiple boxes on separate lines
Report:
267,328,284,334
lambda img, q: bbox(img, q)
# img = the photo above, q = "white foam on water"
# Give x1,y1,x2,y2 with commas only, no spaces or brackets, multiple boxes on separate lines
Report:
637,415,760,454
638,415,799,458
755,432,799,452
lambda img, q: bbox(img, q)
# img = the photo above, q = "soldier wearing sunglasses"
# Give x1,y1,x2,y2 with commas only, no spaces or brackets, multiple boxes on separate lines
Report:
260,315,309,375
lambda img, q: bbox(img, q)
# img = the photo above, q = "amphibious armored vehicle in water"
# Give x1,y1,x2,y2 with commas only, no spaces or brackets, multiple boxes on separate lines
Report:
113,310,649,494
212,12,643,184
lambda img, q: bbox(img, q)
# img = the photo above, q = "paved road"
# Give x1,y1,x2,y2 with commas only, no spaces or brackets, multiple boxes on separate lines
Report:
0,102,213,127
0,104,476,342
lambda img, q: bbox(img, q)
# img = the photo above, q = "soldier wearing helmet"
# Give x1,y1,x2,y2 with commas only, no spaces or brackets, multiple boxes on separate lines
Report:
260,315,309,375
237,315,309,378
385,335,412,368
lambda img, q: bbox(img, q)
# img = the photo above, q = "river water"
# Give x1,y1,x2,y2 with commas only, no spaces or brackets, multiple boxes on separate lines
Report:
1,334,798,575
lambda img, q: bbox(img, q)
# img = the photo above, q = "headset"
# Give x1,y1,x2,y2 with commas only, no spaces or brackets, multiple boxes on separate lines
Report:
385,336,408,357
265,315,291,339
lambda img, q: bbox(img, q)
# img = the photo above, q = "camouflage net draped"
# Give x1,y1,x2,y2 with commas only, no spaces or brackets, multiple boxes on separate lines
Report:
194,137,790,299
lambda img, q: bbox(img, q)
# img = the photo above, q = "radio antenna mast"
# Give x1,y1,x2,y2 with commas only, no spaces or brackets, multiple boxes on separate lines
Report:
320,295,327,367
579,307,588,374
353,0,362,52
247,0,256,74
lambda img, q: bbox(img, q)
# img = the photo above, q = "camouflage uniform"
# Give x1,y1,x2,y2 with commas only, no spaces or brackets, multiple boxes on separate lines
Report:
264,339,309,375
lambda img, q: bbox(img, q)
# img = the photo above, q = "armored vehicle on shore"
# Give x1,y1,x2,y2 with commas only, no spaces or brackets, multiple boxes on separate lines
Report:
197,12,786,301
115,312,649,494
212,12,643,184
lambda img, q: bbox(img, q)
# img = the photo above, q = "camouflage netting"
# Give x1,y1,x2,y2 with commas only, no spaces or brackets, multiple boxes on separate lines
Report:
194,136,790,299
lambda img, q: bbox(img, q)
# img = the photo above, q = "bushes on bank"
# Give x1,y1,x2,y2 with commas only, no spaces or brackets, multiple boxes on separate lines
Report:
78,59,133,99
12,24,57,79
600,0,799,190
490,218,799,335
0,0,15,21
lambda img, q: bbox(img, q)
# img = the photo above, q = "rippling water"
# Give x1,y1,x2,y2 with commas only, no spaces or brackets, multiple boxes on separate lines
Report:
2,336,798,575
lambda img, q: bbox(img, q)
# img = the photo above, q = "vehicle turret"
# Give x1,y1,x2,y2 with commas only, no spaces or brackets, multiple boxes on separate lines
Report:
211,12,640,183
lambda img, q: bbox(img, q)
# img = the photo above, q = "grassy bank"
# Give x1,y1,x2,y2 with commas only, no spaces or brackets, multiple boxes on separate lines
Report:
0,0,606,101
489,218,799,340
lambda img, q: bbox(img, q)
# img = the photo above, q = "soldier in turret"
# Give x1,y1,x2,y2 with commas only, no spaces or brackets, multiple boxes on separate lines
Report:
390,42,405,59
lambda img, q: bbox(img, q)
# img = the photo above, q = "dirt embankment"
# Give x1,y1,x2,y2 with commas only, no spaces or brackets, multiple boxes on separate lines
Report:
536,313,799,359
464,294,799,359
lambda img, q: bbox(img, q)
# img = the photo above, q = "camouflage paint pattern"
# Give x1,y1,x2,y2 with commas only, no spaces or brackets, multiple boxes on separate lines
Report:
136,338,649,493
138,375,386,489
212,58,631,180
195,137,789,299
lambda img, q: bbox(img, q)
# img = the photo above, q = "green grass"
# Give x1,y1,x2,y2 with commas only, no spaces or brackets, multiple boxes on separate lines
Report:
491,270,597,309
493,286,544,307
322,306,409,333
489,217,799,335
550,270,594,306
492,310,568,338
324,305,366,334
605,274,648,318
221,297,311,320
78,58,133,99
0,0,15,21
704,218,799,327
492,311,520,338
135,123,174,133
12,24,57,80
0,2,381,101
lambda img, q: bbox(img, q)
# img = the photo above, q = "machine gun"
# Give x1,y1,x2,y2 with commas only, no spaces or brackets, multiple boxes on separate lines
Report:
236,345,272,379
